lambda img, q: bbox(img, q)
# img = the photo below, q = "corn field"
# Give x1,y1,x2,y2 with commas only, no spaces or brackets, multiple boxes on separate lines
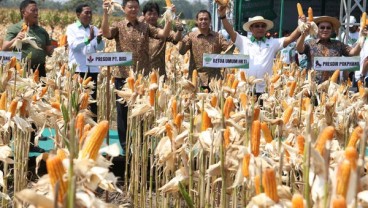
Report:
1,6,368,208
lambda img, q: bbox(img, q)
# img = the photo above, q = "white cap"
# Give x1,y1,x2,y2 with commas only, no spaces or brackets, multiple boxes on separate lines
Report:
345,16,357,27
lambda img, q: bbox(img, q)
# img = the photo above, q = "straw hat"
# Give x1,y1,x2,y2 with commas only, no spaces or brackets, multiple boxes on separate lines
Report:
314,16,341,33
242,16,274,32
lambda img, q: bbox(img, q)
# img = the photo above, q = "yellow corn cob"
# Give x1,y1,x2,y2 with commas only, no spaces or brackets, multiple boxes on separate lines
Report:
240,71,246,81
289,81,297,97
282,106,293,124
361,12,367,29
347,126,363,147
314,126,335,155
308,7,313,22
331,69,340,83
19,100,28,117
239,93,247,109
75,113,85,139
201,110,212,131
21,23,28,32
336,160,351,198
224,126,230,148
9,57,16,68
0,92,7,111
210,95,218,108
33,69,39,83
127,77,135,91
149,89,155,106
223,96,234,119
59,34,67,47
262,168,279,203
251,120,261,156
46,155,67,202
79,124,92,148
242,153,251,178
80,120,109,160
254,175,261,195
39,86,48,97
192,70,198,86
8,100,18,118
302,97,311,111
171,99,177,119
56,149,67,161
261,122,273,143
292,193,304,208
231,79,239,92
150,71,158,84
60,63,66,76
281,100,288,110
80,92,89,110
253,106,260,121
227,74,235,88
15,62,22,75
51,102,61,111
82,77,93,86
344,146,358,170
166,123,173,140
271,74,280,83
174,113,184,129
165,0,172,7
296,135,305,155
357,80,365,97
332,196,347,208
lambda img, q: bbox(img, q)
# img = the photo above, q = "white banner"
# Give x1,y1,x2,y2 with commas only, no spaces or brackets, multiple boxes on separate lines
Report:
0,52,22,64
86,52,133,66
203,54,249,68
313,56,360,71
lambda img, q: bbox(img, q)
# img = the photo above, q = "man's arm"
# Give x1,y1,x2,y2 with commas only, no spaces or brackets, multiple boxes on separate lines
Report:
218,6,237,43
101,2,112,39
348,43,362,56
296,30,309,54
66,25,86,51
283,28,301,48
157,20,171,39
2,29,25,51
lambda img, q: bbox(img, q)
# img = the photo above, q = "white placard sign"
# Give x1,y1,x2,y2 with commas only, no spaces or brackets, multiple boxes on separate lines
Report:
203,53,249,68
0,52,22,64
313,56,360,71
86,52,133,66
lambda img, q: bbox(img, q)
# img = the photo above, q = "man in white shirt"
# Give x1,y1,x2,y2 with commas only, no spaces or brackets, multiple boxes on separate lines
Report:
218,6,302,95
66,4,104,119
341,16,360,47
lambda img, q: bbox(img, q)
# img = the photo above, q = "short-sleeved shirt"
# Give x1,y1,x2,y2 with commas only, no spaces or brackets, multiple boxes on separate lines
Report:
301,38,351,82
360,38,368,78
149,28,179,76
107,19,159,78
234,33,284,93
5,20,51,67
179,30,231,86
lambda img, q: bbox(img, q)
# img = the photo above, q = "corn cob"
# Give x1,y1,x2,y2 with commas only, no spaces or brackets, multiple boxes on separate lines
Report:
171,99,177,119
253,106,260,121
126,77,135,91
51,102,61,111
361,12,367,29
357,80,365,97
149,89,155,106
282,106,293,124
59,34,67,47
296,135,305,155
46,155,67,202
251,120,261,156
174,113,184,129
79,124,92,148
60,63,66,76
39,86,48,97
192,69,198,86
347,126,363,147
292,193,304,208
242,153,251,178
271,74,280,83
254,175,261,194
8,100,18,118
0,92,7,110
332,196,347,208
201,110,212,131
33,69,39,83
314,126,335,155
15,62,22,75
344,146,358,170
224,126,230,148
19,100,28,117
80,120,109,160
75,113,85,139
9,56,16,68
331,69,340,83
231,79,239,92
239,93,247,109
223,96,234,119
165,0,172,7
210,95,218,107
289,81,297,97
336,160,351,198
240,71,246,81
56,149,67,161
308,7,313,22
165,123,173,140
21,23,28,32
82,77,93,86
262,168,279,203
80,92,89,110
261,122,273,143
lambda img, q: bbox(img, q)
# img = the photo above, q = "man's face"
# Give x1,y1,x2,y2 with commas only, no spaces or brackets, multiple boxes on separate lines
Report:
123,1,140,19
249,22,267,38
23,3,38,25
349,25,358,33
144,9,159,26
78,6,92,26
318,22,333,39
196,12,210,30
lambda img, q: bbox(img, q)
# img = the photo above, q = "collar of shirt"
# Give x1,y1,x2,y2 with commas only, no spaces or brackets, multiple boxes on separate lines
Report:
122,18,139,27
316,38,332,43
195,30,215,37
76,20,89,28
250,36,266,43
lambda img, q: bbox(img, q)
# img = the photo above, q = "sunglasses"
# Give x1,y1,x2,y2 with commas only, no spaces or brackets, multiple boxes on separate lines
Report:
252,24,267,29
319,26,332,30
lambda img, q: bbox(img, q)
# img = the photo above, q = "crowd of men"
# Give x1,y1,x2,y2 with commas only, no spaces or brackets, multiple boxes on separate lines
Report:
2,0,368,153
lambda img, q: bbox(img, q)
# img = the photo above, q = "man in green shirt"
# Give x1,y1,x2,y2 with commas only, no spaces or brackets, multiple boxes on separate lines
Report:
2,0,54,77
